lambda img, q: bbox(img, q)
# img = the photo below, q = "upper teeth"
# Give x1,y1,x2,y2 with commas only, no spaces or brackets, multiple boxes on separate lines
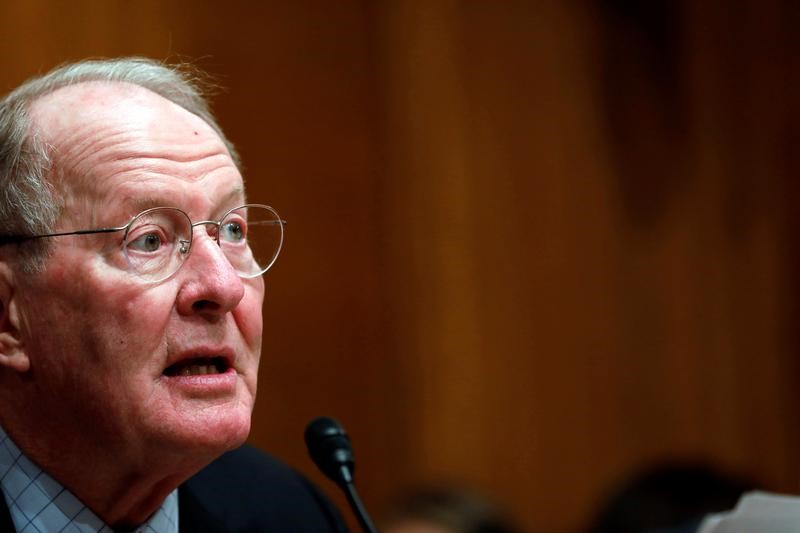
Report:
179,364,218,376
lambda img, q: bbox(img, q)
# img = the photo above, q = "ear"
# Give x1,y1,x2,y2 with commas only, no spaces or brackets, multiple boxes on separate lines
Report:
0,264,29,373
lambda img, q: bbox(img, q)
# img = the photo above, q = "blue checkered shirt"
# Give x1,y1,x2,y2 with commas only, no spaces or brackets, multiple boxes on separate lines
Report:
0,426,178,532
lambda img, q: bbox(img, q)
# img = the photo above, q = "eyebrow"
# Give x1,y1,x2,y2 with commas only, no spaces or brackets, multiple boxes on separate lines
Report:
123,186,246,217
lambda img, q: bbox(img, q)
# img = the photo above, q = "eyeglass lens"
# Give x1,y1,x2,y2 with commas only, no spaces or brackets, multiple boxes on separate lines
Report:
122,204,283,283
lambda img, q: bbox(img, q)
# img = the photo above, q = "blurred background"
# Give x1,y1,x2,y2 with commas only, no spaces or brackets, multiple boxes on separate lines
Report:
2,1,799,531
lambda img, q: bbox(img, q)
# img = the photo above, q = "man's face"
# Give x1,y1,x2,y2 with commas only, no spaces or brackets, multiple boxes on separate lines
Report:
12,82,265,465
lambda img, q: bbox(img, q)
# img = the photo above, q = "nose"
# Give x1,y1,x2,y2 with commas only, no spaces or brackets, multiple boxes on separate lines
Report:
175,229,245,319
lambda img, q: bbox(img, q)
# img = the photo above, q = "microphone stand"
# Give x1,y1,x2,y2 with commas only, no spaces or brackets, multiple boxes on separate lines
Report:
343,474,377,533
305,417,379,533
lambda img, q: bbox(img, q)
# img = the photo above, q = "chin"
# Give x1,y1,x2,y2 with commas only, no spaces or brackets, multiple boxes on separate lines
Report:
197,407,252,452
152,403,253,461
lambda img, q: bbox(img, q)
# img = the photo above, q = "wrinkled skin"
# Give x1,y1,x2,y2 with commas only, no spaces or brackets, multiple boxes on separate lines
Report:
0,81,265,526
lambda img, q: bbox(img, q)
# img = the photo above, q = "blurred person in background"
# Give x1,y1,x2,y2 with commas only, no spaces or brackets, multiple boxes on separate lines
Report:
381,486,519,533
586,462,752,533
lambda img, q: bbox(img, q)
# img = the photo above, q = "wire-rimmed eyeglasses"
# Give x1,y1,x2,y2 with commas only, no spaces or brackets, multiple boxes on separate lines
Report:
0,204,285,283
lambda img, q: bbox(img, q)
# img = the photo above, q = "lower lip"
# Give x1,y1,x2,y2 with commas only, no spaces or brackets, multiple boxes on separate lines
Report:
161,367,239,396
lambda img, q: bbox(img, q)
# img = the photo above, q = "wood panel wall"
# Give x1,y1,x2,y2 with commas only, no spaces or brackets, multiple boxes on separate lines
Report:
2,1,798,531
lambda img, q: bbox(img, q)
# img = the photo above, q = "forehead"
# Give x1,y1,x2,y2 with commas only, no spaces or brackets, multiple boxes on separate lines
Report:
28,81,242,216
29,81,209,152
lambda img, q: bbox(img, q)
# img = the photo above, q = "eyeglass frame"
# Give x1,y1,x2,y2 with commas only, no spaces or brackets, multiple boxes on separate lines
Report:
0,203,286,282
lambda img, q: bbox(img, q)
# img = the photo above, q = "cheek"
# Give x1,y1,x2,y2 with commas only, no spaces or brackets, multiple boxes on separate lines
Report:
36,267,173,370
19,270,169,407
107,290,173,353
235,283,265,350
19,265,91,358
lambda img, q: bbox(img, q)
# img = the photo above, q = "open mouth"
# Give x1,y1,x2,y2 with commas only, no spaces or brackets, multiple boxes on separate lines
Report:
163,357,229,377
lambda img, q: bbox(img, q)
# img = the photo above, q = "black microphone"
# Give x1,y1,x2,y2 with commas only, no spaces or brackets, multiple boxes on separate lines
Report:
305,416,378,533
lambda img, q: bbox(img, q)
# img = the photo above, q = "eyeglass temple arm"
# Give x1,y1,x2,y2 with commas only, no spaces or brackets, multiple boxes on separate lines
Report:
250,220,288,226
0,226,126,246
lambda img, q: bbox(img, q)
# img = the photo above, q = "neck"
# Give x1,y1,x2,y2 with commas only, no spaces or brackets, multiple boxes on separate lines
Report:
0,413,213,527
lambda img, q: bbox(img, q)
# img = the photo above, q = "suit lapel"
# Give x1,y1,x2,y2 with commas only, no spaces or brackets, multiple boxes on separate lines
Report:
177,484,230,533
0,495,15,533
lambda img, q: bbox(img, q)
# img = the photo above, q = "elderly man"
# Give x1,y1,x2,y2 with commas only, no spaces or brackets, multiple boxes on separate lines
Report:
0,58,345,532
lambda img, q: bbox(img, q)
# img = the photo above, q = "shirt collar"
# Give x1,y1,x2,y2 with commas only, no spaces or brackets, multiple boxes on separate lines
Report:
0,426,179,533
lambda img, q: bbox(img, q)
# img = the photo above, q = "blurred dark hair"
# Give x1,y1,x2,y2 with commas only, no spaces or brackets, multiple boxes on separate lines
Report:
587,461,753,533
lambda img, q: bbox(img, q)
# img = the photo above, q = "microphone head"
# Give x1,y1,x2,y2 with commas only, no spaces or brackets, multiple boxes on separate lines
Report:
305,416,355,487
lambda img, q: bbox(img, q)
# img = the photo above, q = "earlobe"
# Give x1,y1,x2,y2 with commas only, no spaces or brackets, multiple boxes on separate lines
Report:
0,269,30,373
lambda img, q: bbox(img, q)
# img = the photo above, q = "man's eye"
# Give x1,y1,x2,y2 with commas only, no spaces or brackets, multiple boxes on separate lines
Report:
128,233,163,252
220,222,245,243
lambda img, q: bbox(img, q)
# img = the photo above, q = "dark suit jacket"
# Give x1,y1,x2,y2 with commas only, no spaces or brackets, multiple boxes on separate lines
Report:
0,445,348,533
